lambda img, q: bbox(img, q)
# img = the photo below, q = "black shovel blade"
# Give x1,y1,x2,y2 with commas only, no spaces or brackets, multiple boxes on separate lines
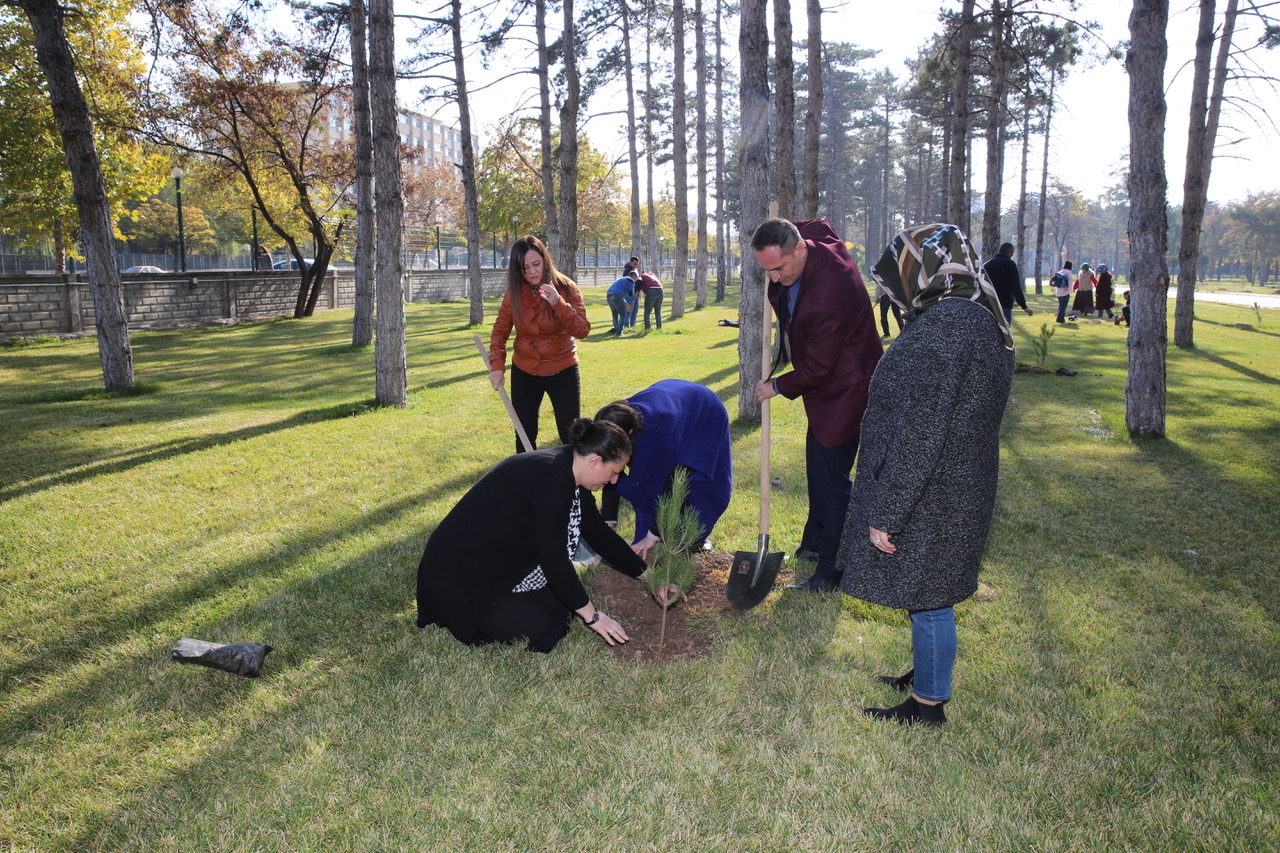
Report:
726,548,785,610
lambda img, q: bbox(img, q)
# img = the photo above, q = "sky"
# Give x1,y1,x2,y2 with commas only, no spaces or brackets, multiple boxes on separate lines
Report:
847,0,1280,205
410,0,1280,208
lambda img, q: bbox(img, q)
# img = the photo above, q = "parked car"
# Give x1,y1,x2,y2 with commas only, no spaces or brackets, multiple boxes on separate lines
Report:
272,258,313,271
124,265,165,274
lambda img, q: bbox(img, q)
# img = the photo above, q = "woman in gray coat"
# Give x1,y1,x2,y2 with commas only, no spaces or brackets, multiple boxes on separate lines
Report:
838,224,1015,726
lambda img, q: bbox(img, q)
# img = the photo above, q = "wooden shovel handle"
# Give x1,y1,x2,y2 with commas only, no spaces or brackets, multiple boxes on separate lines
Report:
474,335,534,453
759,200,778,534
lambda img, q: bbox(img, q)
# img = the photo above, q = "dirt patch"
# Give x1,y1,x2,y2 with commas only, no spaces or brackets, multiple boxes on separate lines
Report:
587,551,791,663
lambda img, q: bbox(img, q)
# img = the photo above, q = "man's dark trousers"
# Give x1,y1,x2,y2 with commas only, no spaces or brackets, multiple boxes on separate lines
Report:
802,427,859,586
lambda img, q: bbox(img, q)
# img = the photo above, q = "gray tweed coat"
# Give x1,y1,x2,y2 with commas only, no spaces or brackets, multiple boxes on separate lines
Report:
838,298,1014,610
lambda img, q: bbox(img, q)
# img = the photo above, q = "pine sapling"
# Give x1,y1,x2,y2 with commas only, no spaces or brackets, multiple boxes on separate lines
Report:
646,468,705,658
1032,322,1056,368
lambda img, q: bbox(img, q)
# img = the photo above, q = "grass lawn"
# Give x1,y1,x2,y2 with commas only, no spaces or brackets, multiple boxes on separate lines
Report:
1,287,1277,851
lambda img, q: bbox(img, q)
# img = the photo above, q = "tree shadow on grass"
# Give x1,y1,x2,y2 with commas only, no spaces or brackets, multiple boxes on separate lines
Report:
1193,315,1280,339
0,400,378,504
1185,347,1280,385
0,464,486,742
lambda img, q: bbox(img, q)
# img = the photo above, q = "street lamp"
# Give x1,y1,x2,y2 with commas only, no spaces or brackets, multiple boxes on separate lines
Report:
171,166,186,272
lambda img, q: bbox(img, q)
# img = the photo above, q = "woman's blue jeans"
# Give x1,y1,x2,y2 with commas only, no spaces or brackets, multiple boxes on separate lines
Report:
909,606,956,703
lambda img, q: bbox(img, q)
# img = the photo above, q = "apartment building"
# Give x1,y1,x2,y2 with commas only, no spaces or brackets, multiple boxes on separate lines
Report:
319,90,477,164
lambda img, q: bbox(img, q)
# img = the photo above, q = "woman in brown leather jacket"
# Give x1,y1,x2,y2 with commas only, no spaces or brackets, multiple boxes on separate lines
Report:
488,235,591,453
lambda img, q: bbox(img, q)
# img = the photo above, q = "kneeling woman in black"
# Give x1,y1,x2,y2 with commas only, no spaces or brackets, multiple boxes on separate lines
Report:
416,418,672,652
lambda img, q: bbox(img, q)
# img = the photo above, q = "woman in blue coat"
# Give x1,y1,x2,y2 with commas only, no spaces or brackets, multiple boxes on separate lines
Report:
595,379,733,558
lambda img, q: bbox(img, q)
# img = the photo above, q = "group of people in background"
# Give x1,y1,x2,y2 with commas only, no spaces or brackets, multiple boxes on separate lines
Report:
1053,259,1123,324
418,218,1023,729
606,257,665,335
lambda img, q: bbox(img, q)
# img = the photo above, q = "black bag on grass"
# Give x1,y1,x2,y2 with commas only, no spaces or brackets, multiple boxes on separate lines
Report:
170,637,273,678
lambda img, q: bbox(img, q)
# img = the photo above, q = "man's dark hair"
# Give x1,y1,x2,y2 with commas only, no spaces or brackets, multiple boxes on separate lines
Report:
1064,260,1074,270
750,218,802,252
998,242,1015,256
629,256,640,263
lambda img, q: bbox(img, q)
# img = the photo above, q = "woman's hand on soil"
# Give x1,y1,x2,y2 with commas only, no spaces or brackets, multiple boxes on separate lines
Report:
591,613,629,646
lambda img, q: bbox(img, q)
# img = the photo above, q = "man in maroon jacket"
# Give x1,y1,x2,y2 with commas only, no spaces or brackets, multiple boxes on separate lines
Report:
753,218,883,591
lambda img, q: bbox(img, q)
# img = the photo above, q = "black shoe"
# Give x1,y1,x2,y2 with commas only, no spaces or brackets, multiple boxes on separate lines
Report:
786,575,838,593
793,547,819,561
875,669,915,692
863,696,947,727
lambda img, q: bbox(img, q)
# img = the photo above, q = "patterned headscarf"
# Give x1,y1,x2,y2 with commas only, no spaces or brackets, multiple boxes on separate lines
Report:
870,223,1014,351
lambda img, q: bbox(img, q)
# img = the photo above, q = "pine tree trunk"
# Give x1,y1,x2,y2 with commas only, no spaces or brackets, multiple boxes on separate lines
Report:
714,0,727,302
536,0,559,259
21,0,133,390
1125,0,1170,439
799,0,822,219
452,0,483,326
1174,0,1238,348
623,2,641,259
1033,70,1057,294
644,13,658,267
773,0,794,217
948,0,976,226
371,0,406,407
737,0,770,423
558,0,580,280
694,0,708,309
350,0,375,348
980,0,1009,257
1015,100,1031,272
670,0,688,318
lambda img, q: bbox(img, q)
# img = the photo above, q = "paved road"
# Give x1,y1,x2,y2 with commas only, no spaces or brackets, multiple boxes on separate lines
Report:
1180,290,1280,309
1022,280,1280,310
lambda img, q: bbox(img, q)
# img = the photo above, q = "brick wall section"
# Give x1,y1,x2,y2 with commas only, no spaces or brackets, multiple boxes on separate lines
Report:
0,267,638,342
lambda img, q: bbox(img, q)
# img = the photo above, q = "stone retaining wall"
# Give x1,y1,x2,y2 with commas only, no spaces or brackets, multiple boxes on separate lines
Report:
0,265,687,342
0,269,501,341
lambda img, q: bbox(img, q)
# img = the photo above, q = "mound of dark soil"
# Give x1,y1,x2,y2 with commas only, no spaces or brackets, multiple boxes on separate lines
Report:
587,551,788,663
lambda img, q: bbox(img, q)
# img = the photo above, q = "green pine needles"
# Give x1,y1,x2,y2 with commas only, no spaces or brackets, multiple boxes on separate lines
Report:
644,467,705,608
1032,321,1056,368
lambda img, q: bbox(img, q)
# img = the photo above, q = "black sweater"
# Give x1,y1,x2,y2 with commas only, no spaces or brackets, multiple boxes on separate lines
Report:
416,445,646,643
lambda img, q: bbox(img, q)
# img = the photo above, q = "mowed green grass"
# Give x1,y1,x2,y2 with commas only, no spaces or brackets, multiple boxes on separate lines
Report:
1,287,1277,851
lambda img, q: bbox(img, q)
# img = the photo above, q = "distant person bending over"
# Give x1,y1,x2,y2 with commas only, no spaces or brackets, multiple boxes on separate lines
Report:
1116,290,1132,326
489,234,590,453
752,218,884,593
595,379,733,557
637,270,665,330
417,418,677,653
839,224,1015,727
982,241,1033,324
606,270,638,337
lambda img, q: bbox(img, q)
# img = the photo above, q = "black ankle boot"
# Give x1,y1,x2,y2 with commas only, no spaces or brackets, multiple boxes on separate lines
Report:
863,696,947,727
875,668,915,692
